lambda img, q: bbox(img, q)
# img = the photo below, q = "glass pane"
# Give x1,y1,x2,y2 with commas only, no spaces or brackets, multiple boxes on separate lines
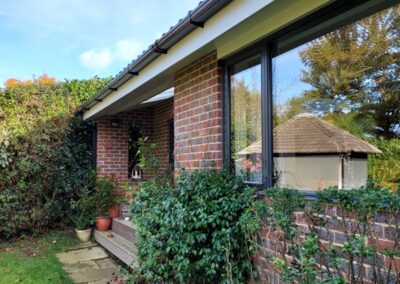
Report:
273,4,399,191
231,56,262,183
128,123,143,179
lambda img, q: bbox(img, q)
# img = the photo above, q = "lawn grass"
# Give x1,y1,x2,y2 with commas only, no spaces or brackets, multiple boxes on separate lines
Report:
0,229,79,284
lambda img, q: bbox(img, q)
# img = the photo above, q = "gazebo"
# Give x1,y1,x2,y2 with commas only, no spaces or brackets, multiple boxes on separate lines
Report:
237,114,381,190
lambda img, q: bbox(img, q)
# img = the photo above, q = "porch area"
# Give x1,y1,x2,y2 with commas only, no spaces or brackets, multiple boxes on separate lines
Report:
93,94,175,268
90,50,224,271
95,93,174,185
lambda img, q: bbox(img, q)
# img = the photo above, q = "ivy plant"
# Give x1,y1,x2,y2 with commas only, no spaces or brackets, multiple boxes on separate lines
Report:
130,168,266,283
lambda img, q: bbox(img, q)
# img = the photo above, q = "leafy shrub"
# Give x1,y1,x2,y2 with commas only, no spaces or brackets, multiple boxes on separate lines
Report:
131,169,266,283
92,175,120,217
0,75,109,238
72,186,97,230
0,139,11,168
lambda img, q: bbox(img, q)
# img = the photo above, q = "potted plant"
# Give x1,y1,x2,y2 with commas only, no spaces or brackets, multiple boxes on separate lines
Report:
93,176,115,231
108,182,130,218
73,188,96,242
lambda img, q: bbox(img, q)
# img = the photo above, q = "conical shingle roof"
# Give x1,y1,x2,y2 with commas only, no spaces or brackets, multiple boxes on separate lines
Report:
237,114,381,155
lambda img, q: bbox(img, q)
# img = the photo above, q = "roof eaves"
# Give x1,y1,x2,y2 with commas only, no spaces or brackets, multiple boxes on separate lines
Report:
78,0,231,116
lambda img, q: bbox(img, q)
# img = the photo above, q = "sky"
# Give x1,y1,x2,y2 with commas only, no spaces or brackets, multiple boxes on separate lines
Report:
0,0,200,85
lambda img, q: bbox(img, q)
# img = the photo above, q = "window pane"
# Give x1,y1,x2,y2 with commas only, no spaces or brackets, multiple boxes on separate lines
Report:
129,123,143,179
231,56,262,183
273,4,399,191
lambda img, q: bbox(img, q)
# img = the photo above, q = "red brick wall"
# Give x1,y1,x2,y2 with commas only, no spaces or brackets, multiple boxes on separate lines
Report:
152,98,174,174
173,51,223,172
97,51,223,182
96,98,174,186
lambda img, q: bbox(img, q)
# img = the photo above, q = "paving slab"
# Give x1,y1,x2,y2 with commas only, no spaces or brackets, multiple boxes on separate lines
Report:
63,260,100,273
88,279,120,284
95,258,118,269
57,246,108,264
69,267,118,283
56,242,122,283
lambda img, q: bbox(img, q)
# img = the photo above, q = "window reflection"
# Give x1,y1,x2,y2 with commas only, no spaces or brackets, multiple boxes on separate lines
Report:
231,56,262,183
273,4,400,190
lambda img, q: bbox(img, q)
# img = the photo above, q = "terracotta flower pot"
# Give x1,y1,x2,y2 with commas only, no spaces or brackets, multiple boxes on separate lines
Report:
108,204,120,218
96,216,111,231
75,228,92,242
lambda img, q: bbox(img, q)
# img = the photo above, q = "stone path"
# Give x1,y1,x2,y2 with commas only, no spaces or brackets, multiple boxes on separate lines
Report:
56,241,123,284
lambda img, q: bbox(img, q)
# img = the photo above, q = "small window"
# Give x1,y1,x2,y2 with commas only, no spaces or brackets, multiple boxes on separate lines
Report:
128,123,143,179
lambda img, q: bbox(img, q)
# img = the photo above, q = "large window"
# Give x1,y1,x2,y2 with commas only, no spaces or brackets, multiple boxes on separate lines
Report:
226,1,400,191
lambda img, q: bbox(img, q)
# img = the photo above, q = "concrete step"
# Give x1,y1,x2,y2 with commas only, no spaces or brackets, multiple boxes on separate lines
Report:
111,218,137,243
94,230,138,268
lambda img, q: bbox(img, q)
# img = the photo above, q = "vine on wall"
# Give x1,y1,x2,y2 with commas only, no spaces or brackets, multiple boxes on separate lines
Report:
260,186,400,284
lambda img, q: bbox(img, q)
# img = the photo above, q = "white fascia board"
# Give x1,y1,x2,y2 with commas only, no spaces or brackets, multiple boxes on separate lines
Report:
83,0,273,120
216,0,332,59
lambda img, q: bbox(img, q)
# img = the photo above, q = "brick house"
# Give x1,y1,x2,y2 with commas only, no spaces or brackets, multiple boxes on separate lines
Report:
80,0,399,281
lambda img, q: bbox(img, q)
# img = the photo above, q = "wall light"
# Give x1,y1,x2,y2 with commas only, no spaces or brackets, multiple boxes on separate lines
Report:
110,119,120,128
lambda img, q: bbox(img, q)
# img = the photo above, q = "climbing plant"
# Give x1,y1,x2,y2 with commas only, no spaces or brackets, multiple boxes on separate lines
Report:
262,185,400,284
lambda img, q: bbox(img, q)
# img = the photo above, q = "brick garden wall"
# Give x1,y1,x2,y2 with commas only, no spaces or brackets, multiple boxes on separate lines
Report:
173,51,223,172
254,201,400,283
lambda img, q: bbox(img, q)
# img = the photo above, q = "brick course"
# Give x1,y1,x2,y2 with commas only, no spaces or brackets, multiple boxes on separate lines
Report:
173,51,223,172
152,98,174,174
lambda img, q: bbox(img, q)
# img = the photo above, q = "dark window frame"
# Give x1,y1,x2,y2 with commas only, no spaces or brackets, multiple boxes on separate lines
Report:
91,122,97,170
168,119,174,171
222,0,396,197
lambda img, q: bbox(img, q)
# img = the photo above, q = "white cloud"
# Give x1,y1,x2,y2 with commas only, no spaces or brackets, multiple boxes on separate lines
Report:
80,39,143,71
79,48,112,71
115,39,142,61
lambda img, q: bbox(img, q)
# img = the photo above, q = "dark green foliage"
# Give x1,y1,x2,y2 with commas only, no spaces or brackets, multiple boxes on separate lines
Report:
0,76,109,238
131,169,266,283
73,175,122,228
72,185,97,230
92,175,120,217
265,187,304,239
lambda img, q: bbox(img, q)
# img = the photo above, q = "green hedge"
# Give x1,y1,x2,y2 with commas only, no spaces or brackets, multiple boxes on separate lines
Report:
0,76,109,238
